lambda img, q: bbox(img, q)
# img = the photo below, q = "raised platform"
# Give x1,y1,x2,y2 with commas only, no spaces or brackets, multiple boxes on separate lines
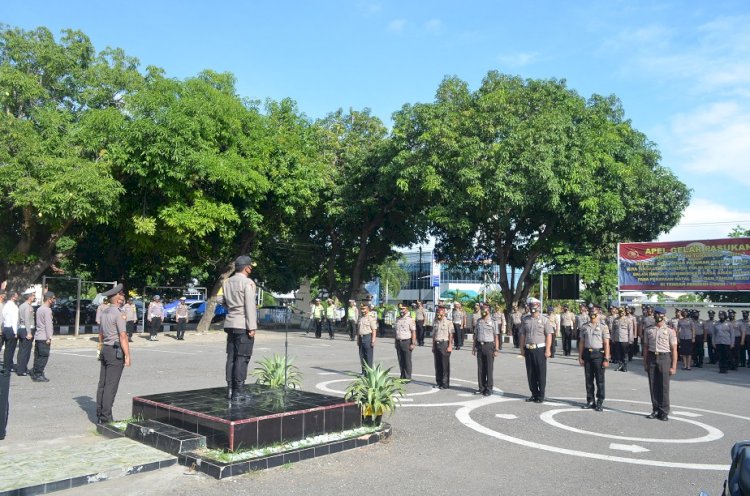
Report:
132,385,361,451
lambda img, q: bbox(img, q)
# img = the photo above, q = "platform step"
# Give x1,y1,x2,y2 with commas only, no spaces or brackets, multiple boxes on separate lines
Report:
125,419,206,455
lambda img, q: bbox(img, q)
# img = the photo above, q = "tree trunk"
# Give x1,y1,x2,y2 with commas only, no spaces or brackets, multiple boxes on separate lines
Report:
197,263,233,332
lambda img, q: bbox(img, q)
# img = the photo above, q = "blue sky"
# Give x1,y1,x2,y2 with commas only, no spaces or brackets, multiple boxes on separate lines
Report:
3,0,749,241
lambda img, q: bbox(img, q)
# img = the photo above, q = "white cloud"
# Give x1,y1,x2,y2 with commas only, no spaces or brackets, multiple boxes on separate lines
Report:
388,18,406,33
496,51,538,68
424,18,443,33
659,198,750,242
661,101,750,184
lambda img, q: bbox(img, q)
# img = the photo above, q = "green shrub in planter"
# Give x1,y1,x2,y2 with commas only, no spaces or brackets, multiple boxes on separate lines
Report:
251,353,303,389
344,362,407,424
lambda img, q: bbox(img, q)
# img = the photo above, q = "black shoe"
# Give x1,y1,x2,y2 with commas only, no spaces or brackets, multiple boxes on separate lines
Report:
483,391,491,396
621,367,628,372
646,411,658,419
594,403,603,412
533,397,544,403
658,414,669,421
525,396,537,402
38,374,49,382
16,372,27,376
581,402,595,409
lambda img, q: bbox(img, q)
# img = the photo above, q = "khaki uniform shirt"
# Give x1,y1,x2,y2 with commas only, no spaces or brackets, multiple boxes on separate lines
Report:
100,305,127,346
645,323,677,353
219,272,257,331
492,311,506,333
415,307,426,321
175,303,189,321
579,320,610,349
18,302,35,330
147,301,164,320
475,317,498,343
357,313,378,336
122,303,137,322
432,316,453,341
612,316,633,343
522,313,553,345
560,311,575,328
511,310,523,327
395,315,416,340
451,309,464,325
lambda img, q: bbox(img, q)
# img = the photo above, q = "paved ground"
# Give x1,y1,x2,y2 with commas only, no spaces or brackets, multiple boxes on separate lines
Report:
1,327,748,495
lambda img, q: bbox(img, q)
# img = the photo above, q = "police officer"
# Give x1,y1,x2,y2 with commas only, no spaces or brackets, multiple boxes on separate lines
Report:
122,298,137,342
451,303,466,351
218,255,257,400
31,292,55,382
643,306,678,421
511,304,523,348
325,299,336,340
692,310,705,368
611,305,633,372
473,304,499,396
356,303,378,374
96,286,131,424
415,301,427,347
15,289,36,376
520,297,554,403
625,306,638,361
346,300,358,341
432,305,453,389
728,310,741,370
147,295,164,341
175,297,189,340
559,304,575,356
492,304,506,351
704,310,717,364
739,310,749,368
1,290,20,374
95,297,109,326
311,298,324,338
575,303,590,353
578,305,610,411
394,304,416,379
677,310,696,370
712,311,734,374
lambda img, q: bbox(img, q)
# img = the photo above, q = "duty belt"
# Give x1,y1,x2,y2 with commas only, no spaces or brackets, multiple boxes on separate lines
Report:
650,351,671,356
525,343,545,349
586,348,603,352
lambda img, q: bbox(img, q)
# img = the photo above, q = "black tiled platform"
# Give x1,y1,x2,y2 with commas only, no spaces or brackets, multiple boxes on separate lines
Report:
132,385,361,451
180,423,392,479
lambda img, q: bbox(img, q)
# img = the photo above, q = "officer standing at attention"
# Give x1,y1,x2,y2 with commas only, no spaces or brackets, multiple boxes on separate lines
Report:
643,306,678,421
96,285,130,424
727,310,741,370
677,310,696,370
1,291,19,374
511,304,523,348
575,303,590,353
432,305,453,389
739,310,749,368
325,299,336,340
520,297,554,403
578,305,610,411
451,302,466,352
712,311,734,374
704,310,717,364
415,301,427,347
346,300,358,341
559,304,575,356
356,303,377,374
625,306,638,362
473,305,499,396
311,298,324,338
217,255,257,401
15,289,36,376
147,295,164,341
122,298,137,342
492,303,506,351
394,304,416,379
611,305,633,372
31,292,55,382
692,310,705,368
175,297,189,340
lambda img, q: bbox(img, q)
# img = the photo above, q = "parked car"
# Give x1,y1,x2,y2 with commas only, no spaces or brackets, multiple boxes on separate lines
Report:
164,300,226,322
52,299,96,325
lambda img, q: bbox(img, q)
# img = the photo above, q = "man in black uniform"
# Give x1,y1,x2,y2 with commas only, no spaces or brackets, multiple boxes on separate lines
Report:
96,285,131,424
218,255,257,400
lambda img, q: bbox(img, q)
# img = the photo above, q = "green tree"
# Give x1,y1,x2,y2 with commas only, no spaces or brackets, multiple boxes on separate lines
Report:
375,255,408,303
393,71,690,313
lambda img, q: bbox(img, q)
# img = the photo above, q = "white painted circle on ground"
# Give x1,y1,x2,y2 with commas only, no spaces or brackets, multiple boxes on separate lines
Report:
539,408,723,444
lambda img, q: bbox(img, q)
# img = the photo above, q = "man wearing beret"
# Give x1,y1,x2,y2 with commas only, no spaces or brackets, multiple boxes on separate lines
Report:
643,306,678,421
218,255,257,400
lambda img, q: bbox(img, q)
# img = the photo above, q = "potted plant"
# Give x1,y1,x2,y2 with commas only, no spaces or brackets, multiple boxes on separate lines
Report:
344,362,407,426
251,353,303,389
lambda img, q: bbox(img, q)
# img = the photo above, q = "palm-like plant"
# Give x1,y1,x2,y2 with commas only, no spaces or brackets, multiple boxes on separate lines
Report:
251,354,303,389
344,362,407,423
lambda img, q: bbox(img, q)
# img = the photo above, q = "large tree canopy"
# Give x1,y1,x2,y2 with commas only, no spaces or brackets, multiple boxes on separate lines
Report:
393,71,690,310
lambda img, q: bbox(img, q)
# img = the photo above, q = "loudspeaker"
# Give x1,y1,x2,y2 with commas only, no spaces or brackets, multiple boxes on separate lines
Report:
548,274,580,300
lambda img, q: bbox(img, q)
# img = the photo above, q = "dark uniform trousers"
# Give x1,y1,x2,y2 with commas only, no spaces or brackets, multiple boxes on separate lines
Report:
176,318,187,340
314,318,323,338
1,327,17,372
433,341,450,387
358,335,374,374
149,317,162,339
416,320,425,346
583,348,605,404
126,321,136,340
614,342,630,370
629,337,638,360
476,341,495,393
731,337,742,370
32,341,50,377
225,329,254,389
693,335,705,367
524,347,547,400
647,351,671,416
561,326,573,356
96,345,125,423
706,334,716,363
0,371,9,440
325,318,334,338
745,341,750,368
512,325,521,348
15,327,33,375
452,323,464,349
716,344,731,373
347,320,356,341
395,339,412,379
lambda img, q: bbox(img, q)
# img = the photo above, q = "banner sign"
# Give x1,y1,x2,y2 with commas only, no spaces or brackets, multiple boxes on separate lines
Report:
618,238,750,292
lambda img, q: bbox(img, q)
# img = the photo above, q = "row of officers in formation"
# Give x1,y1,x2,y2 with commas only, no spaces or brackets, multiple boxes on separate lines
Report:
347,298,748,423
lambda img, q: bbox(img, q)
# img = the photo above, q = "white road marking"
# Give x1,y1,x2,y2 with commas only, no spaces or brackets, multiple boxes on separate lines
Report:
672,411,703,418
136,348,196,355
55,352,95,358
610,443,650,453
495,414,518,419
